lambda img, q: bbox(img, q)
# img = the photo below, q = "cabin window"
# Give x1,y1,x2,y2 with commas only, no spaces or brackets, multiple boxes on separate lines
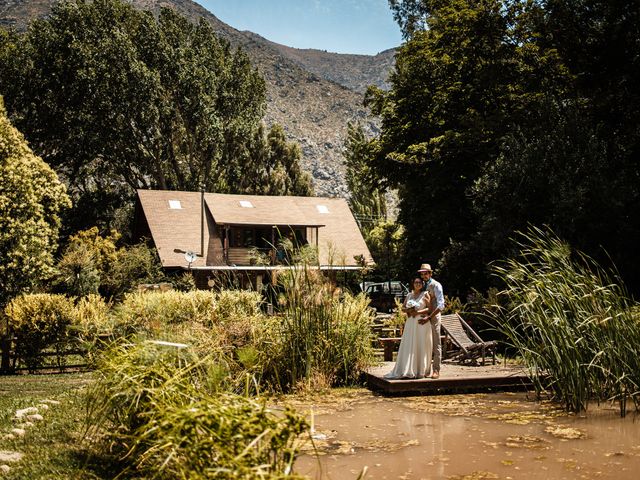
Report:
168,200,182,209
227,226,307,249
316,205,329,214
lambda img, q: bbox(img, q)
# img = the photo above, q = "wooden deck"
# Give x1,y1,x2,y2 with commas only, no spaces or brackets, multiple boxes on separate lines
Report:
366,361,534,395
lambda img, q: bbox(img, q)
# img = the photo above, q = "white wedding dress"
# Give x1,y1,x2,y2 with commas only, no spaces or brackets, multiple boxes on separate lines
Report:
384,291,433,379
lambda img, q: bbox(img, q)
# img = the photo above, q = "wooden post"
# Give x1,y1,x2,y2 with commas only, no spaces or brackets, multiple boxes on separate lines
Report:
1,335,12,373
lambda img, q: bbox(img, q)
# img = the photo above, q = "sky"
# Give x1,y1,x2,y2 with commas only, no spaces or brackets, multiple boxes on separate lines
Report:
197,0,402,55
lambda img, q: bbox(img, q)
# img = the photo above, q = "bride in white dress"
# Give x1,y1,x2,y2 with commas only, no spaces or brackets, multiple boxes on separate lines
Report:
384,277,433,379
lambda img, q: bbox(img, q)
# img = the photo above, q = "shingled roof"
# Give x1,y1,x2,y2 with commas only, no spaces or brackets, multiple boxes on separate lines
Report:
136,189,373,269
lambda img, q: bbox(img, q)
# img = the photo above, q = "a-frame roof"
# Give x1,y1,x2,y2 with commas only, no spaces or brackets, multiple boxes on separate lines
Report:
136,189,373,269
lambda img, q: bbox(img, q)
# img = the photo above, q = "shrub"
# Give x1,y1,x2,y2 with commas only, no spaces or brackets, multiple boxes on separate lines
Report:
264,266,376,391
115,290,217,333
211,290,263,323
74,294,113,364
53,242,101,296
101,241,166,300
5,293,77,371
86,340,308,479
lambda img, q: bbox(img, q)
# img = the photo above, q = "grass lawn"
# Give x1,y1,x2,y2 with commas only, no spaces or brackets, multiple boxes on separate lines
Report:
0,372,112,479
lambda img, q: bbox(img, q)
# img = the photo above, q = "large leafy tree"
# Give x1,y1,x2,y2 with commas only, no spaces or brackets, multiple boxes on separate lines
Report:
367,0,564,293
344,123,387,232
0,97,71,307
367,0,640,295
0,0,312,234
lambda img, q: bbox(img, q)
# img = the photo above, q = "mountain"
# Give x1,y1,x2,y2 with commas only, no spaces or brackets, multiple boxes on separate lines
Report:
0,0,396,197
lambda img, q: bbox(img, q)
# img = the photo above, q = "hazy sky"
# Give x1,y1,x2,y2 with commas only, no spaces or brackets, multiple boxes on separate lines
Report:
197,0,402,55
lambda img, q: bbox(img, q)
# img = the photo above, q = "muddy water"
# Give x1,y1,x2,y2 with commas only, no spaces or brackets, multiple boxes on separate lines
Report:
290,390,640,479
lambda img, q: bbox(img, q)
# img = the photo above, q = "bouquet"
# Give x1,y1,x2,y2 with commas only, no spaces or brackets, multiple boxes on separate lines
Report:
406,298,421,309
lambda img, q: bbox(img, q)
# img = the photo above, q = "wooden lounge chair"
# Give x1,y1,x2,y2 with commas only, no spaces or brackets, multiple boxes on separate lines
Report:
440,313,497,365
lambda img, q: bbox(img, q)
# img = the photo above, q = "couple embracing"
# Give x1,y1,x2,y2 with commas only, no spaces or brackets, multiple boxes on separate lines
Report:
384,263,444,380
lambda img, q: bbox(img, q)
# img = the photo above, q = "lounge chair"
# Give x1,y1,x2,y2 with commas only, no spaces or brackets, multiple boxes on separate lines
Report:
440,313,497,365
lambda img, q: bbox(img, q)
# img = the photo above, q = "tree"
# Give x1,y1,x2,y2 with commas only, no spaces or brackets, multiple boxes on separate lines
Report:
0,0,311,234
237,124,313,196
343,123,403,279
371,0,640,296
344,123,387,234
0,96,71,307
367,0,561,293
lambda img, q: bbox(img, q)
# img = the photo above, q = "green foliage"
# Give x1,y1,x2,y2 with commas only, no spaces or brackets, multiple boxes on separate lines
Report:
239,124,314,196
86,341,308,479
170,272,197,292
368,0,640,298
344,123,387,234
0,97,71,307
5,293,77,371
53,242,101,297
115,290,218,332
74,294,112,339
365,220,406,280
492,228,640,416
366,0,548,293
101,241,166,300
211,290,263,323
0,0,312,234
268,266,376,390
53,227,166,300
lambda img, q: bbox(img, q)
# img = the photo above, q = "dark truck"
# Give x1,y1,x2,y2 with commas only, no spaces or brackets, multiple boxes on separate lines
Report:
365,281,409,313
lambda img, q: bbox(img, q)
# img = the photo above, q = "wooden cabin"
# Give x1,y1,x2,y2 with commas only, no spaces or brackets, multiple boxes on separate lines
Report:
134,189,373,288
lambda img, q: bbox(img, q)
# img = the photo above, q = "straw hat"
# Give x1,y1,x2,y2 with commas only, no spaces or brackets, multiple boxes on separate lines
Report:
418,263,432,272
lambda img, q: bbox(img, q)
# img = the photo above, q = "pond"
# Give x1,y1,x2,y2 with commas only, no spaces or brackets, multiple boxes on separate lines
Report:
289,389,640,479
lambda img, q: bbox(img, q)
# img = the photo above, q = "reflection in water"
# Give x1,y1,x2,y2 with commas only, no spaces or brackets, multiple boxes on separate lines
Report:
292,391,640,479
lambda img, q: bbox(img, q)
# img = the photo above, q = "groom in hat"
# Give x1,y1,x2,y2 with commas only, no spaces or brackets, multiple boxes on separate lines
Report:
418,263,444,378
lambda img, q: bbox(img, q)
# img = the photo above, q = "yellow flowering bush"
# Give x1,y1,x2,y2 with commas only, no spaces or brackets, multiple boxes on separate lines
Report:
0,96,70,306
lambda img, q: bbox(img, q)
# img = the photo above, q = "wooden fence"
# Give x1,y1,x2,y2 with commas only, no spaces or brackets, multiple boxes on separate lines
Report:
0,334,111,374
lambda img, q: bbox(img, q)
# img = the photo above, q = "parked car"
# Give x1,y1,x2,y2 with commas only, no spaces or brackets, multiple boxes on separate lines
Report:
365,281,409,312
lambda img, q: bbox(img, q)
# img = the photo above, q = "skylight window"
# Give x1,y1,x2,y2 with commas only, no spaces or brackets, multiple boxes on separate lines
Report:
239,200,254,208
168,200,182,209
316,205,329,214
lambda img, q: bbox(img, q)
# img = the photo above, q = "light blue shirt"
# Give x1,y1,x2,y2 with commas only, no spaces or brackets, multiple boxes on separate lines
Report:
425,278,445,311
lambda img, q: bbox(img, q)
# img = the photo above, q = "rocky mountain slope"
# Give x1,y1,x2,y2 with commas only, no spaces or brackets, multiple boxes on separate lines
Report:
0,0,396,197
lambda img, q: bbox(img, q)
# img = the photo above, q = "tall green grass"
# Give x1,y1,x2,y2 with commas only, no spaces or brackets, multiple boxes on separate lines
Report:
268,266,376,391
492,227,640,415
85,340,308,479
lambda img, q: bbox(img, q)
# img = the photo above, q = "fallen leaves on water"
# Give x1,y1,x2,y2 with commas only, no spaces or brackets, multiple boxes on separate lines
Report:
400,394,491,416
401,393,565,425
485,408,562,425
544,425,586,439
504,435,551,449
448,471,499,480
298,432,420,456
281,387,375,416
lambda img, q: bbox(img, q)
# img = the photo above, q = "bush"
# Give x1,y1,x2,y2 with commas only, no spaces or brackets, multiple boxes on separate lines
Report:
5,293,77,371
73,294,113,364
101,241,166,300
86,340,308,479
264,266,376,391
211,290,263,323
53,242,101,296
115,290,217,333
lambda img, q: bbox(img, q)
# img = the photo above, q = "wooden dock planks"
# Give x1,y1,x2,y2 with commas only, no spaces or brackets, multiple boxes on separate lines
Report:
366,361,534,395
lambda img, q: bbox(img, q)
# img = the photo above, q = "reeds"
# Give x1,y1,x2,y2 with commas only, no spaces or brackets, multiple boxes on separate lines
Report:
268,264,376,391
492,227,640,415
